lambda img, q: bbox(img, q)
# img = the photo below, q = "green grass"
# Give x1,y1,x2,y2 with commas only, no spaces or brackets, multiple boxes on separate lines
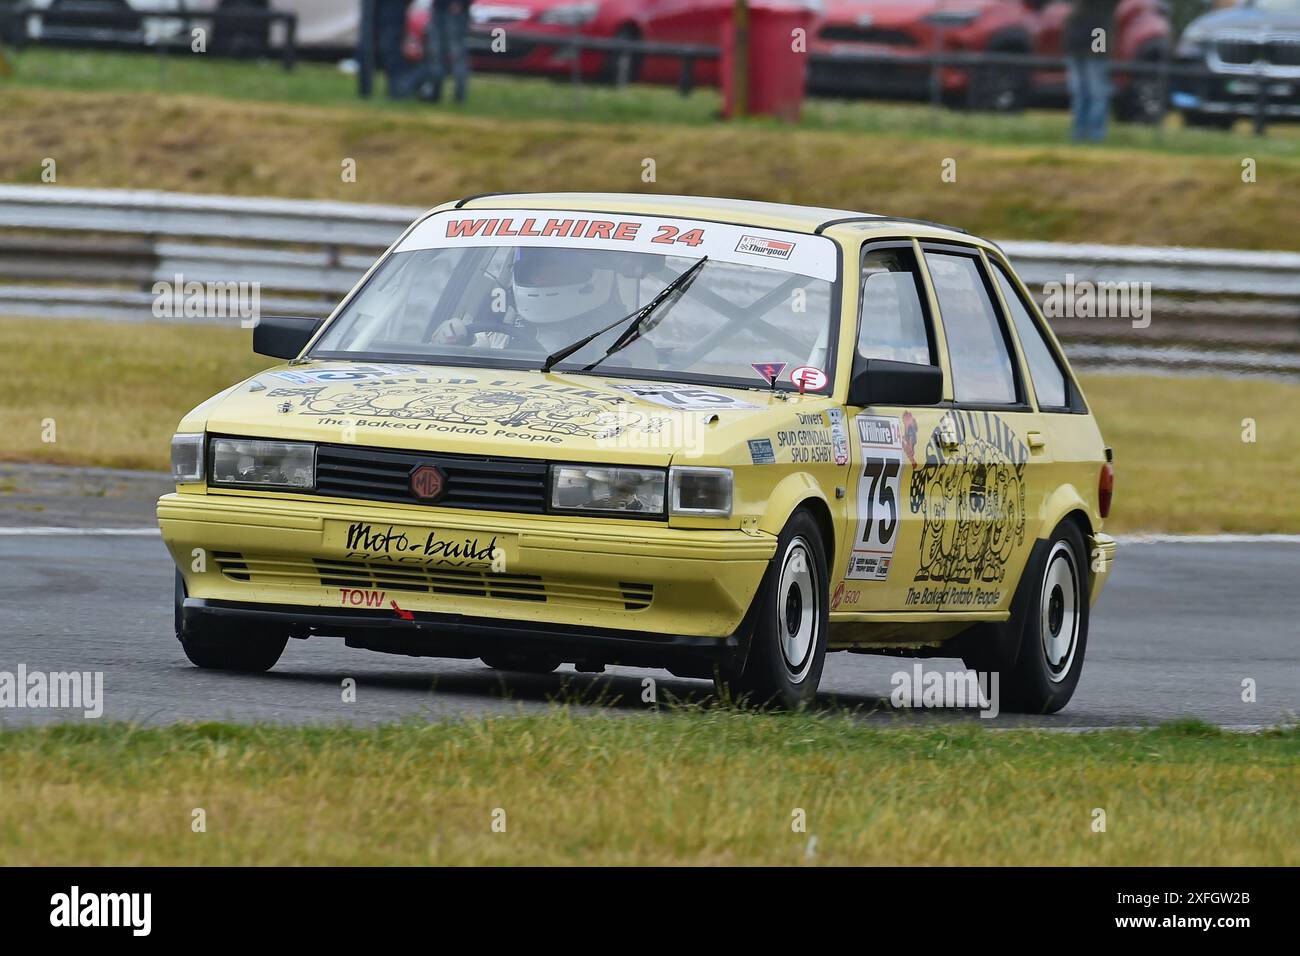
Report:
0,715,1294,865
2,50,1299,248
6,47,1298,158
3,316,1299,533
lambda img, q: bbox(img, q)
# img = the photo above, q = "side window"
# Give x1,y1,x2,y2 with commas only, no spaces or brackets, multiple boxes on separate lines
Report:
990,260,1069,410
856,247,932,366
924,252,1018,405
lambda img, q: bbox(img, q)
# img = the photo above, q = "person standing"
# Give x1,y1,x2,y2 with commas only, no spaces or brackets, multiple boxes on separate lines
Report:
357,0,418,99
1064,0,1119,142
428,0,472,104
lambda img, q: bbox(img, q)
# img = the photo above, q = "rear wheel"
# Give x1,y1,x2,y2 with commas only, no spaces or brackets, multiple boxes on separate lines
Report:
714,509,829,710
959,520,1090,713
1182,110,1235,130
602,24,643,86
175,571,287,672
1113,47,1168,124
966,45,1029,113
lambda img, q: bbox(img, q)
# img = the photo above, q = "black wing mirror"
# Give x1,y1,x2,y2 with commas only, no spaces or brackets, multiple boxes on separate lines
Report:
847,359,943,407
254,316,324,359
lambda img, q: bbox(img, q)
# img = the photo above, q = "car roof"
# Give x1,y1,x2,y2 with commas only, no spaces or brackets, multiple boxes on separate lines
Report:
437,192,976,244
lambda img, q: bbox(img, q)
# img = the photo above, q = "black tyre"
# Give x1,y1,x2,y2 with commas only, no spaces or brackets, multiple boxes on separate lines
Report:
211,0,272,59
174,570,287,672
965,47,1028,113
602,24,642,86
1182,109,1235,130
480,651,561,675
1113,48,1168,124
959,520,1090,714
714,509,829,710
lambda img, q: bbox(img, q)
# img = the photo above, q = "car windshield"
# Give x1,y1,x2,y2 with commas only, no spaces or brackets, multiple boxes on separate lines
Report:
310,210,841,393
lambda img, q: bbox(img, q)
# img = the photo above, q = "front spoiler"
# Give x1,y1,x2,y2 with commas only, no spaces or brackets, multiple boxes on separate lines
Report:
183,596,752,673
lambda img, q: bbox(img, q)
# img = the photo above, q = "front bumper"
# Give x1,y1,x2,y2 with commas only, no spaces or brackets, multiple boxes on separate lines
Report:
1173,61,1300,119
159,491,776,645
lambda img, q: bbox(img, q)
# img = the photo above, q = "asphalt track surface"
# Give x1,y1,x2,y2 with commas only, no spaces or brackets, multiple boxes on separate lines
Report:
1,465,1296,729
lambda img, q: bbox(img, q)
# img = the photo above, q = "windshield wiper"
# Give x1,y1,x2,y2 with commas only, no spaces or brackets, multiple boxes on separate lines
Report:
540,255,709,373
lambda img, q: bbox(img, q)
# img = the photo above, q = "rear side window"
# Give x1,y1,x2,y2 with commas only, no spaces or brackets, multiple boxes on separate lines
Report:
857,246,932,366
990,260,1068,409
924,252,1018,405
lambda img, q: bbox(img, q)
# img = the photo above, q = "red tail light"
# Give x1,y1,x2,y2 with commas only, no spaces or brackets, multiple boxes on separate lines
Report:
1099,462,1114,519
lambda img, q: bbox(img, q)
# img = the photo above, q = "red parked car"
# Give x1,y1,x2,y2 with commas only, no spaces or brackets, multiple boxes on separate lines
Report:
808,0,1171,122
400,0,759,85
404,0,736,86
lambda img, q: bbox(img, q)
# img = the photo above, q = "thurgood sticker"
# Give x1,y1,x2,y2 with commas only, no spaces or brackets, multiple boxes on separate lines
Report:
608,383,760,410
735,235,794,260
847,415,903,582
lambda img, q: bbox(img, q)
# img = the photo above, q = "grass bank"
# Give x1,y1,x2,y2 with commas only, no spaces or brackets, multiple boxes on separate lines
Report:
1,51,1297,249
0,716,1294,865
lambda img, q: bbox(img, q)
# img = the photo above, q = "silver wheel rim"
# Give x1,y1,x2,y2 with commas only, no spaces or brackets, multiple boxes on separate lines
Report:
1040,541,1080,683
778,536,818,683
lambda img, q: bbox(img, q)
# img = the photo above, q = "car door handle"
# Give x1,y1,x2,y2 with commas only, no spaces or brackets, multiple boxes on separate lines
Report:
1027,431,1047,452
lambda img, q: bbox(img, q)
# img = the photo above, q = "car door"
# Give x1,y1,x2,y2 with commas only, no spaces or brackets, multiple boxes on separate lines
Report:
836,239,952,615
903,243,1048,615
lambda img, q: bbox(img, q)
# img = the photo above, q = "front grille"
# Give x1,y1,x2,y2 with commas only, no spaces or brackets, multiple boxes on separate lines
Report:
819,25,918,47
1216,37,1259,65
213,552,653,611
1269,37,1300,67
314,443,548,513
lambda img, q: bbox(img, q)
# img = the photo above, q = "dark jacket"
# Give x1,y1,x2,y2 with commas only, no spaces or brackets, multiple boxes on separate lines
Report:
1064,0,1120,56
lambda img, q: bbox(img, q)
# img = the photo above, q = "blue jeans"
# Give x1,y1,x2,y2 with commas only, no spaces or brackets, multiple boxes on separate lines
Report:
429,5,470,102
1067,55,1110,142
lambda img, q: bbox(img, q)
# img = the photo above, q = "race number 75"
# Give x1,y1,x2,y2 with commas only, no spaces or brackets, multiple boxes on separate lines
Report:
860,456,900,545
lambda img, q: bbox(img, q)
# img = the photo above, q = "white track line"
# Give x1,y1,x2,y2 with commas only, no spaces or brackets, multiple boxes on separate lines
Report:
0,527,160,536
1118,533,1300,544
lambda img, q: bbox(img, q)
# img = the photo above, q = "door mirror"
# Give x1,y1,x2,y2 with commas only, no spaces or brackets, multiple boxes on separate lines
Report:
847,359,943,407
253,316,324,359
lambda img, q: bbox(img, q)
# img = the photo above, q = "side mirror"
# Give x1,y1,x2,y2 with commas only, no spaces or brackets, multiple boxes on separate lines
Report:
847,359,944,407
254,316,324,359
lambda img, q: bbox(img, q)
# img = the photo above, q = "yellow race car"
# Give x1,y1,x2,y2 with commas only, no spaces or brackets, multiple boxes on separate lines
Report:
159,193,1116,712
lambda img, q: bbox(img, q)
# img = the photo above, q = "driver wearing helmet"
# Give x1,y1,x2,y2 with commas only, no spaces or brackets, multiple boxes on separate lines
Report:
432,247,660,368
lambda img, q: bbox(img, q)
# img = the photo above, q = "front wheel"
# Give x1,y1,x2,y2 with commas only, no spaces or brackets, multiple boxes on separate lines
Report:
175,571,287,672
714,510,829,710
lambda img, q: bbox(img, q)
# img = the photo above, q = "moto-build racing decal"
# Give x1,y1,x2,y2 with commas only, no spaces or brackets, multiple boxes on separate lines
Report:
906,409,1028,605
846,415,904,582
266,375,674,443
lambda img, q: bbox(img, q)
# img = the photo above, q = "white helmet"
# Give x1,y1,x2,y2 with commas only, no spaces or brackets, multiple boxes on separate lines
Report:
511,248,618,325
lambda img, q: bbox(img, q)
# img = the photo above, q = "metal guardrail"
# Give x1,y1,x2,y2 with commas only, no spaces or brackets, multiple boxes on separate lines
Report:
0,185,1295,374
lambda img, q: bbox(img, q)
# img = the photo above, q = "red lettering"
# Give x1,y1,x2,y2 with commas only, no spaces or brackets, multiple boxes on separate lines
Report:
518,217,541,237
613,221,640,241
495,218,520,237
541,218,571,237
445,219,488,238
586,221,614,240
